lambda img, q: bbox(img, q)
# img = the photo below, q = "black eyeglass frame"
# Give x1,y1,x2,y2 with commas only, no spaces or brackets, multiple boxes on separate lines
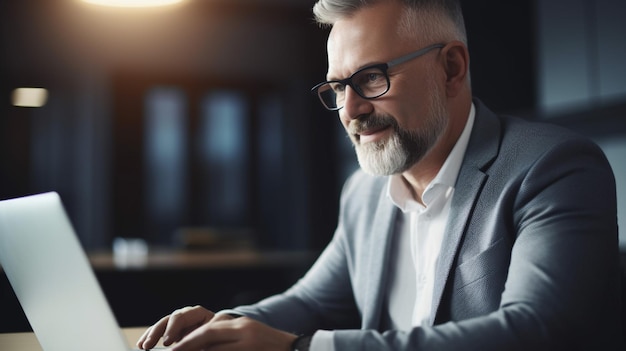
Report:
311,43,445,111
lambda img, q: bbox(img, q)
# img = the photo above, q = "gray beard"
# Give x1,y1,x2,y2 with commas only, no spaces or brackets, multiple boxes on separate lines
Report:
352,89,448,176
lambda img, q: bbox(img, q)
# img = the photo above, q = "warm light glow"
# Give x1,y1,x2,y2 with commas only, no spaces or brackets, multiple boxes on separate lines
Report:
82,0,185,7
12,88,49,108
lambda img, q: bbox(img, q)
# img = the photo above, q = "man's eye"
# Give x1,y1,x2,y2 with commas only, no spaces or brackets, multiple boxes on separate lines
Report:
331,83,345,93
354,70,385,86
366,73,383,82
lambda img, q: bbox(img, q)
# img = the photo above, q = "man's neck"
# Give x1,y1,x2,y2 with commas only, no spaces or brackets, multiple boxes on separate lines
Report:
401,100,471,205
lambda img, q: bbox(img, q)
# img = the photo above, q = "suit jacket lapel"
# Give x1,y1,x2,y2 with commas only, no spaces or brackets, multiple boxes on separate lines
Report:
429,99,501,325
362,189,398,330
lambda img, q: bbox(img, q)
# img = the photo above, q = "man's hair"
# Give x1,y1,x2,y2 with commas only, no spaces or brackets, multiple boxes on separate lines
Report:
313,0,467,45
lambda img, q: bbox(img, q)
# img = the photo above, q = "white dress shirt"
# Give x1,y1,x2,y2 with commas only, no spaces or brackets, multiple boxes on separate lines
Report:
311,104,475,350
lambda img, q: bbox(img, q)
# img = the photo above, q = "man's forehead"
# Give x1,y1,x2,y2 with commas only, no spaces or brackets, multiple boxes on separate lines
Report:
325,16,391,79
325,6,410,80
325,29,348,78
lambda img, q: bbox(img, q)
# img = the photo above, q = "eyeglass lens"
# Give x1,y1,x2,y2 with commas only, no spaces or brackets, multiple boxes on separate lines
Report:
317,66,389,110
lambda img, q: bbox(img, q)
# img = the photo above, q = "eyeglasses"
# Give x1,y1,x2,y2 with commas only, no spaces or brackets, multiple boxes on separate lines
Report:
311,43,445,111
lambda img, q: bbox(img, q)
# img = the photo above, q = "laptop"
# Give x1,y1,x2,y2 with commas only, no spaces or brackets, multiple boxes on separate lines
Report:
0,192,141,351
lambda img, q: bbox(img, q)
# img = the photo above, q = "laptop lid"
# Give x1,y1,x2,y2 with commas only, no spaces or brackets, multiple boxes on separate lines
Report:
0,192,129,351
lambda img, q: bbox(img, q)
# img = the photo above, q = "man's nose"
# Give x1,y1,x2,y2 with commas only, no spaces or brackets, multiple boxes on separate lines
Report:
341,86,373,121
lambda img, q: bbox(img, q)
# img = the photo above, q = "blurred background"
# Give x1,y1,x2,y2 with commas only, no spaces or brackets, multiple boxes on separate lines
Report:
1,0,625,332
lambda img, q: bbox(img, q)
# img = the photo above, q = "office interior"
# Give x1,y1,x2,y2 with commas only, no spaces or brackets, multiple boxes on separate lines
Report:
1,0,625,333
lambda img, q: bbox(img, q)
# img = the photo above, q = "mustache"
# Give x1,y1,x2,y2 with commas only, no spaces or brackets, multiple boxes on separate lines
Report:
349,114,398,135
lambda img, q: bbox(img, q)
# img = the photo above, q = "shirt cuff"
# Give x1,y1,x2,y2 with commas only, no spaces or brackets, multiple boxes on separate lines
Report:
310,330,334,351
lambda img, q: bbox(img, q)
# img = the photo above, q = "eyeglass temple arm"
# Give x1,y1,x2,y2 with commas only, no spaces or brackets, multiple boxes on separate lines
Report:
386,43,445,68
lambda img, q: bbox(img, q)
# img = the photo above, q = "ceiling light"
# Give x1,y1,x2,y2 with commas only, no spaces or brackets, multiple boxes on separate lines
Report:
82,0,185,8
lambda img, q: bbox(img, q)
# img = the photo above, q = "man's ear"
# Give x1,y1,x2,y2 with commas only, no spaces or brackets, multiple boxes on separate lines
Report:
441,41,470,98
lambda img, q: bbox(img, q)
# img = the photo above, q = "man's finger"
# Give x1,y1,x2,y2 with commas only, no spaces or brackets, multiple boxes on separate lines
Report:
137,315,170,350
162,306,215,346
170,319,241,351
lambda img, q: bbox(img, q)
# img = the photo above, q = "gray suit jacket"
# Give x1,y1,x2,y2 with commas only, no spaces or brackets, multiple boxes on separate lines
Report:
233,100,624,350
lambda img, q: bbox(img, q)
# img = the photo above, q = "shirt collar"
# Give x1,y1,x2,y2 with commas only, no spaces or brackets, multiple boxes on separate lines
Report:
388,103,476,211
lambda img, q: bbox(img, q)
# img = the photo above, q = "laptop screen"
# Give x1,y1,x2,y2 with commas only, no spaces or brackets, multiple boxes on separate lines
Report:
0,192,130,351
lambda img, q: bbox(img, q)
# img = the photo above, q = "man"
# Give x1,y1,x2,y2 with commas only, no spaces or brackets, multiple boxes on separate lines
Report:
137,0,624,350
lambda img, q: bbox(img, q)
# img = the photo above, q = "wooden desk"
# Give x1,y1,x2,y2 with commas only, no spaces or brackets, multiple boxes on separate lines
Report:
0,327,151,351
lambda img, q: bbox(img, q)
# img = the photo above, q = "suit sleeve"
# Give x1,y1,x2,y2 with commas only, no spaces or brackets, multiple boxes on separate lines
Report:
229,173,364,335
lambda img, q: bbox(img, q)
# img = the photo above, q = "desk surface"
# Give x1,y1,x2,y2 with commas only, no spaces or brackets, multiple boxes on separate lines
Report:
0,327,151,351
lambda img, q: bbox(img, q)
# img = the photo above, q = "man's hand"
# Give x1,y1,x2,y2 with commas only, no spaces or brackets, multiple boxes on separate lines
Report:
137,305,214,349
136,305,298,351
